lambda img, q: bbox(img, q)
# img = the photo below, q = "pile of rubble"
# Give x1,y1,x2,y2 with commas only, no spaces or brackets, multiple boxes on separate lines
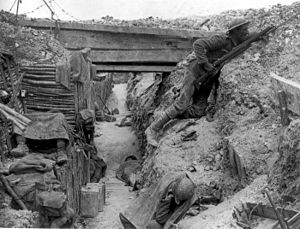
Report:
0,11,69,65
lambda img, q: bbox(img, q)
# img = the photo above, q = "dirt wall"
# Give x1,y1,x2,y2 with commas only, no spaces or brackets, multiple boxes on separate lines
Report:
126,2,300,228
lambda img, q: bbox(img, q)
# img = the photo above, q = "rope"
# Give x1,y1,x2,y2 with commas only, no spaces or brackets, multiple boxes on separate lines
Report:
51,0,80,21
22,1,48,15
22,0,59,20
9,0,18,12
42,0,59,20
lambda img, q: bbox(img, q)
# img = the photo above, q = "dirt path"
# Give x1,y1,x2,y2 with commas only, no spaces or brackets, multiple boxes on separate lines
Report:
84,83,140,229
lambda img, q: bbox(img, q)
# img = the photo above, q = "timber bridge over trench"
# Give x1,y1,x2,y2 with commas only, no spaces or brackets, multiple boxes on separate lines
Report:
20,19,214,73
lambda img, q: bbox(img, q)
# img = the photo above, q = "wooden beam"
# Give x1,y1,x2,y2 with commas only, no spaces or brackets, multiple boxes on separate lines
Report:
277,90,290,126
56,30,195,50
95,65,175,72
91,50,189,63
270,72,300,116
246,202,298,220
19,19,213,38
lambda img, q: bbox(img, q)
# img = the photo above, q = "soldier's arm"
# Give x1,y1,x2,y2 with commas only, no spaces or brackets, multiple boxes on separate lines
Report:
193,35,228,65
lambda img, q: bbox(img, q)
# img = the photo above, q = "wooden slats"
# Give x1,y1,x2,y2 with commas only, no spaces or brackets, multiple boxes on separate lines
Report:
270,72,300,116
21,65,76,126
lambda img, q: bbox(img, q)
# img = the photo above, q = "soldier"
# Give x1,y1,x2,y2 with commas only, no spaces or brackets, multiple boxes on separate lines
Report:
146,18,262,146
120,173,196,229
146,176,195,229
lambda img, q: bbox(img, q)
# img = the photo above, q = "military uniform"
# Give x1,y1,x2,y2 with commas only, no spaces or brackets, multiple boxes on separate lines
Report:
166,34,238,119
146,18,256,146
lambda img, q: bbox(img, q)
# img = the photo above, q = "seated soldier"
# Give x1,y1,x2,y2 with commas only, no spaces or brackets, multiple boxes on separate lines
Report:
146,177,195,229
120,172,196,229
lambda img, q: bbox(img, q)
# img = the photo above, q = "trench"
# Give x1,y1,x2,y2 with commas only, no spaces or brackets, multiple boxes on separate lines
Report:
81,78,142,228
77,72,247,229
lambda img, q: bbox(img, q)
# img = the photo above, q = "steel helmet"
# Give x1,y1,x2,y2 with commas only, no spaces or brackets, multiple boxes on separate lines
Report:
227,18,249,32
174,177,195,204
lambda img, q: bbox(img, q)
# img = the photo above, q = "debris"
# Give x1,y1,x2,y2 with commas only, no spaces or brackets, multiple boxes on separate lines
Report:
263,188,288,229
0,103,31,131
0,170,27,210
244,202,300,229
180,130,197,141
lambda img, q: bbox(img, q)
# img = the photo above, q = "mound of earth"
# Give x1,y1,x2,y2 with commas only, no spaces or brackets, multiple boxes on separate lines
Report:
126,2,300,228
0,11,69,65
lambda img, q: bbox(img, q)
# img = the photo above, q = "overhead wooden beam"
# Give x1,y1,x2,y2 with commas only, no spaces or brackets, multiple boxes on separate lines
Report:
19,19,213,71
270,72,300,116
18,19,213,38
91,50,189,63
95,65,175,72
56,30,195,50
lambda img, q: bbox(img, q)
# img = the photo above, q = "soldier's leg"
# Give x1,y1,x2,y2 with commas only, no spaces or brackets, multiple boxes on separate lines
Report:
146,220,163,229
180,95,208,119
169,69,196,118
146,69,196,146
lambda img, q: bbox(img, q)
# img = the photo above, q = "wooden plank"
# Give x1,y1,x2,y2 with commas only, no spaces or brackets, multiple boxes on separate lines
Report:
95,64,175,72
56,30,195,50
91,49,189,63
270,72,300,116
19,19,212,38
246,202,298,220
278,90,290,126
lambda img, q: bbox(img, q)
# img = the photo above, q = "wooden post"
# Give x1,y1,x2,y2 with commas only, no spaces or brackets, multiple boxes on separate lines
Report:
0,64,8,90
87,151,90,183
278,90,290,126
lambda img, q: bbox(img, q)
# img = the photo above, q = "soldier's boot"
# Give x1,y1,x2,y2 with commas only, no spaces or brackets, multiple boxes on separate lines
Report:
206,112,214,122
145,112,171,147
56,139,68,165
11,135,29,157
205,104,216,122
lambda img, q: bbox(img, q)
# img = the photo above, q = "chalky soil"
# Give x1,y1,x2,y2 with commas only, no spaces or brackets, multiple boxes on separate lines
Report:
80,83,140,228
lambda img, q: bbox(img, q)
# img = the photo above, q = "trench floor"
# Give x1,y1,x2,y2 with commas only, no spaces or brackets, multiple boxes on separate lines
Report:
83,83,139,229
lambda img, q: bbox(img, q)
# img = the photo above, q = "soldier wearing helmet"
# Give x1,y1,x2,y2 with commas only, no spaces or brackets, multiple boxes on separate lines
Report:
120,172,196,229
148,176,196,228
146,17,260,146
227,18,250,43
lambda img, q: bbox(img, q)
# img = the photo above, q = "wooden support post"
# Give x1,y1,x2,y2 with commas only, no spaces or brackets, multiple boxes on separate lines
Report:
87,151,90,183
0,64,8,90
278,90,290,126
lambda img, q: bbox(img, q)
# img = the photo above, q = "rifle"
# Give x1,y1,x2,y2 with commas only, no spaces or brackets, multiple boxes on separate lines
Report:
195,25,275,88
196,11,300,88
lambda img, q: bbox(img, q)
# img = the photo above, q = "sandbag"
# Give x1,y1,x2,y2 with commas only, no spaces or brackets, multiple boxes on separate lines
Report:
24,112,70,141
9,153,55,174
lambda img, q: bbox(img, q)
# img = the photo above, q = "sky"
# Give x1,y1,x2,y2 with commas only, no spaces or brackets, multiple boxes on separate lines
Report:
0,0,298,21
